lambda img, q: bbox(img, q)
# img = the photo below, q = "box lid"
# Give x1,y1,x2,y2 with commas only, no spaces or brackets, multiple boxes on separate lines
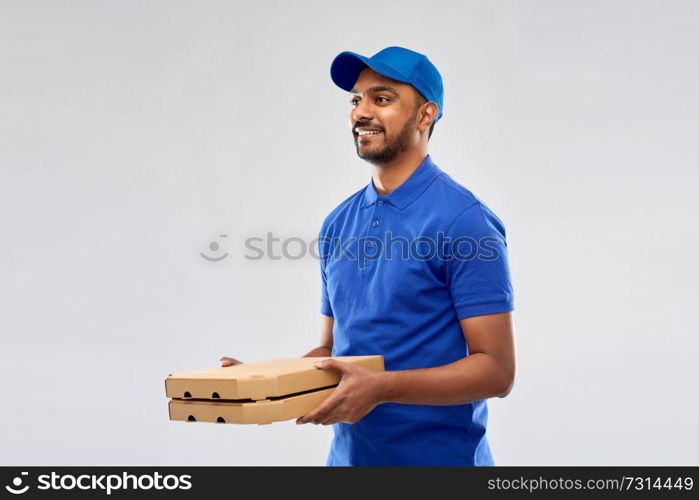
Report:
164,355,384,400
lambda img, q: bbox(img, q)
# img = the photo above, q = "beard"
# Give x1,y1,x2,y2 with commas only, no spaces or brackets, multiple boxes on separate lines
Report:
354,110,418,165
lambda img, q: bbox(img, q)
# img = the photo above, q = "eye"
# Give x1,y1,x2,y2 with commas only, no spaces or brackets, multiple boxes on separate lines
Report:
349,96,391,106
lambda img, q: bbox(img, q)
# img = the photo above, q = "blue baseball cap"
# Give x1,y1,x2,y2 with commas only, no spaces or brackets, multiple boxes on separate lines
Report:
330,46,444,123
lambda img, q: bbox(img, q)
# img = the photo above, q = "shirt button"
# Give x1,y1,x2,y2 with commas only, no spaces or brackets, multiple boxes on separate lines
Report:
372,220,379,227
378,200,384,206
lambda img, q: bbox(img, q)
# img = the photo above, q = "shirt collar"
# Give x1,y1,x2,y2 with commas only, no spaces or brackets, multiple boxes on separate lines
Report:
361,154,443,210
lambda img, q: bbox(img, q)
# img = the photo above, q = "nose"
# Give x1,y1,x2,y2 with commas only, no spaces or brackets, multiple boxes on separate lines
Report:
351,98,374,125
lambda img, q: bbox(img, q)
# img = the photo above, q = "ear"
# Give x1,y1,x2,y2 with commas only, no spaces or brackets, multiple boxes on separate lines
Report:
419,101,438,134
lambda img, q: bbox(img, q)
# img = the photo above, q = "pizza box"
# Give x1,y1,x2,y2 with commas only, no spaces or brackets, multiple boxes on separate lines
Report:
165,355,384,425
168,387,336,425
165,355,384,401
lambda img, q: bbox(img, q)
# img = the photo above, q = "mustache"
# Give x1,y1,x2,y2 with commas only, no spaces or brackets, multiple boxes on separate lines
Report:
354,123,383,133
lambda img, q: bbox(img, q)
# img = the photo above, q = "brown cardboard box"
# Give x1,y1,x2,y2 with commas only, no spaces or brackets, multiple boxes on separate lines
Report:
165,355,384,425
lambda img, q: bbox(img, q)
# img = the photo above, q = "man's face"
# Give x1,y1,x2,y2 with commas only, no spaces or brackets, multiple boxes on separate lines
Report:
348,67,423,165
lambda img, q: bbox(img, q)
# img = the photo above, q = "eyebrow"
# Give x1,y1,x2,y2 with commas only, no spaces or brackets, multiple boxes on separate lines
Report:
349,85,399,96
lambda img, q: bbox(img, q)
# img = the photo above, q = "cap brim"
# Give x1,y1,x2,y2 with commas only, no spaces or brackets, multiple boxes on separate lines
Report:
330,51,411,92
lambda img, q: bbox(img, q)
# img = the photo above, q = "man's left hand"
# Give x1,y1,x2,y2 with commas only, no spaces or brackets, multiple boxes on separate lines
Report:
296,358,386,425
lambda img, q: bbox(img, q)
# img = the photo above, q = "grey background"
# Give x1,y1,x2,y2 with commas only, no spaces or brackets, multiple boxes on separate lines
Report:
1,0,697,465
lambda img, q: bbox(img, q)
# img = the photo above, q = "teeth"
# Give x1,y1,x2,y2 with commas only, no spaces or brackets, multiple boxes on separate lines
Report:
358,130,381,136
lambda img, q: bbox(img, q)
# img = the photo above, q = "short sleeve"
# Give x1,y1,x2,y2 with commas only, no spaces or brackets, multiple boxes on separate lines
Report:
318,225,334,318
444,202,515,320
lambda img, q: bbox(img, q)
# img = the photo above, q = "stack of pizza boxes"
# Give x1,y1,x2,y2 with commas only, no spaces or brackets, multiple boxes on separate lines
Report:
165,356,385,425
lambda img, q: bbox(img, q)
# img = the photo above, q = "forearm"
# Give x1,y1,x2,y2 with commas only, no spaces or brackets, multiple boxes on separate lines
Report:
302,345,332,357
380,353,512,406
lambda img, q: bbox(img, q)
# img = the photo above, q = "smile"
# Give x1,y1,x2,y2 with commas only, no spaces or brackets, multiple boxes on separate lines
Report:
357,131,382,141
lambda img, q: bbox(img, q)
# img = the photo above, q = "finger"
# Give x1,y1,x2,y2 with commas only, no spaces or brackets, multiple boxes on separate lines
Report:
313,358,351,374
321,412,358,426
220,356,242,367
298,392,343,424
308,395,343,424
317,410,343,426
220,356,240,363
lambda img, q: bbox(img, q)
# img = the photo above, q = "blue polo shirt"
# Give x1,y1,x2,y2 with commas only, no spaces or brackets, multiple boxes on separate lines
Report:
318,154,515,466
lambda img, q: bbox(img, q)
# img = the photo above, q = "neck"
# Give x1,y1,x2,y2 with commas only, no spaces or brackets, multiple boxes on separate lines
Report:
372,148,429,196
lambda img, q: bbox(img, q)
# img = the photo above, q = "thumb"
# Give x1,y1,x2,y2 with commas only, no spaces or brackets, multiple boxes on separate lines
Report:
313,358,350,374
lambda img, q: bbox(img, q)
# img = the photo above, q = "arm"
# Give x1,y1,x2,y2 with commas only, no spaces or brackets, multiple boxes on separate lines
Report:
297,311,515,425
380,311,516,405
378,202,517,404
302,314,334,357
298,204,516,424
305,220,334,358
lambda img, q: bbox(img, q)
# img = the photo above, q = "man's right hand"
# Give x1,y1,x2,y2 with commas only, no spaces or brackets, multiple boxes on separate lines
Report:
220,356,243,367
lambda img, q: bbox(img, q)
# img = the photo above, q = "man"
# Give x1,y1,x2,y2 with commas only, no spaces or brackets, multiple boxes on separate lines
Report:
222,46,516,466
